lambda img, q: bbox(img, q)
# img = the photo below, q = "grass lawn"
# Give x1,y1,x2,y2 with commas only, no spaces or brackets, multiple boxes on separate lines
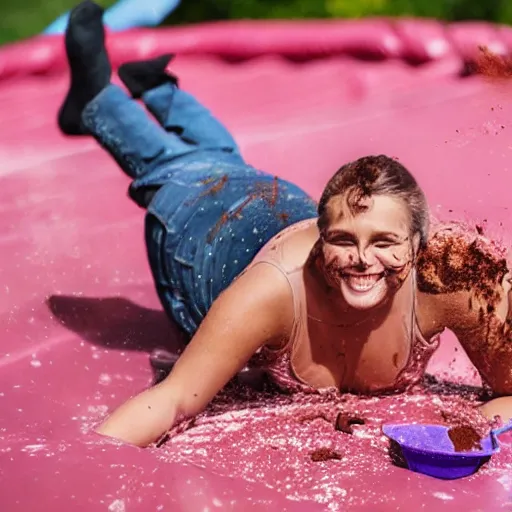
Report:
1,0,510,47
0,0,117,45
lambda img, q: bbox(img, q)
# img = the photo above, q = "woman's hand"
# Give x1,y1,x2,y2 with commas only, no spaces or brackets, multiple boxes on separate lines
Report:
480,396,512,424
96,263,294,447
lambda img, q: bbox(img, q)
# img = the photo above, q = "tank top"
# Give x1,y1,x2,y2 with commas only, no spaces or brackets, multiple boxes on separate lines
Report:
246,218,441,395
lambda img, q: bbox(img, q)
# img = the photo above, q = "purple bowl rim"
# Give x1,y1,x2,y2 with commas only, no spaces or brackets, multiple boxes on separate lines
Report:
381,423,500,458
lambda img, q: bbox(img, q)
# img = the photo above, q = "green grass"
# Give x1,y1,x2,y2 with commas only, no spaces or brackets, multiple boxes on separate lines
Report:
0,0,117,45
0,0,510,47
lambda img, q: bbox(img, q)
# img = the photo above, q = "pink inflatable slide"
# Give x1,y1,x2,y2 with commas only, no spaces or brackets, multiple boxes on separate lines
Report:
1,18,512,511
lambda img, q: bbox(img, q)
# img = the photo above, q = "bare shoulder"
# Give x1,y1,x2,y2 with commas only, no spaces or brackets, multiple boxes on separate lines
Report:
224,261,295,345
277,220,319,272
223,219,318,347
416,221,509,305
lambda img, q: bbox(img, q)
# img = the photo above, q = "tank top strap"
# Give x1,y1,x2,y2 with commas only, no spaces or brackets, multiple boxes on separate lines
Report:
411,269,438,347
249,255,303,322
244,218,315,362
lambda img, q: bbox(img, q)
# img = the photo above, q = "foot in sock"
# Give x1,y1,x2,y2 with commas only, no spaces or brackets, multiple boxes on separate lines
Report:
58,0,112,135
118,54,178,99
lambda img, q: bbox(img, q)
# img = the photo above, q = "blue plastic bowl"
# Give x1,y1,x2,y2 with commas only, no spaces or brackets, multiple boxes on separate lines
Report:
382,424,499,480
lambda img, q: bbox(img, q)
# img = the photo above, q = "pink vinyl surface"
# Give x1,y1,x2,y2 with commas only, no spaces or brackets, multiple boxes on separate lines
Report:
1,19,512,511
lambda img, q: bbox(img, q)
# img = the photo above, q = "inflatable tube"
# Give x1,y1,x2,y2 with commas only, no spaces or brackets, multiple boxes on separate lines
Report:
2,19,512,79
0,20,511,512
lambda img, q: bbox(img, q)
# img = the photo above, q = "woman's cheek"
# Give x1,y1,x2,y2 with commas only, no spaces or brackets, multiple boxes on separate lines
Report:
323,246,354,268
376,246,411,268
374,247,414,287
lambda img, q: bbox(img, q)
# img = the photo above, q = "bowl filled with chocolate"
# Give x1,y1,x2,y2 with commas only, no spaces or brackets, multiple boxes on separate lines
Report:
382,422,512,480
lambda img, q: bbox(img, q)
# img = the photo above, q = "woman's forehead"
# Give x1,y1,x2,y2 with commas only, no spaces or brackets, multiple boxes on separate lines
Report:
327,194,411,232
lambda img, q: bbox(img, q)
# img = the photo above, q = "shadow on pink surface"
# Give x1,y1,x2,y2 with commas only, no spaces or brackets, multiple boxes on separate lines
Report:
47,295,184,353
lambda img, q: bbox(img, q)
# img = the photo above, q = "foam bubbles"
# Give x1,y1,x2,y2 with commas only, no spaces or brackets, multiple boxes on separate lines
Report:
108,500,126,512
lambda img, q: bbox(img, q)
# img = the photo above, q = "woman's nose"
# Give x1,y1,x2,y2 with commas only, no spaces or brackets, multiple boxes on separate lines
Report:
357,246,375,267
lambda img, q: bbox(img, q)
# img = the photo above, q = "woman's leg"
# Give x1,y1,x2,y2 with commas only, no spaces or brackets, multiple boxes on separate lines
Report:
56,1,259,339
57,2,197,195
57,1,111,137
81,84,199,206
57,1,318,343
115,54,246,207
57,1,242,209
56,1,235,334
118,54,240,154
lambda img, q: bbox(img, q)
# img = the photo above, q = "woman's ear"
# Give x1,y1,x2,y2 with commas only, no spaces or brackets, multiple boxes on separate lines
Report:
412,233,421,257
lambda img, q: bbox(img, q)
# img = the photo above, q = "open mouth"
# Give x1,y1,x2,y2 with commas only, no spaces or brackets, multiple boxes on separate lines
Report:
342,273,384,293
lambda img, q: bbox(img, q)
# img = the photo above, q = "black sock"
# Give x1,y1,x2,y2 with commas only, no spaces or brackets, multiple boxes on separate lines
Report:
118,54,178,99
57,0,112,136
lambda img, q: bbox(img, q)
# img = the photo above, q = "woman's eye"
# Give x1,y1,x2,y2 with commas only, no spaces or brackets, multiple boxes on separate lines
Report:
374,241,393,249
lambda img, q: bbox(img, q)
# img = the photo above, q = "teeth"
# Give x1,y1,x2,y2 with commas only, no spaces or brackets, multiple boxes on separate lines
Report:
345,275,380,292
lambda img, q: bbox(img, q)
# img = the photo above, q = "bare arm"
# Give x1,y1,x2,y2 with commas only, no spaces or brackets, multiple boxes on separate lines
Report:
441,286,512,423
443,287,512,394
416,225,512,423
96,263,293,447
417,225,512,394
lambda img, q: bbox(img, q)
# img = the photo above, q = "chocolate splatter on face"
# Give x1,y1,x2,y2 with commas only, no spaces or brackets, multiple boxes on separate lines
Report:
313,193,418,310
317,156,430,252
322,164,382,220
315,235,415,299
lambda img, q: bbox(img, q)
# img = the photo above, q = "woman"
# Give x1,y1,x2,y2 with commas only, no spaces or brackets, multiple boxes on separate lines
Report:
59,1,512,447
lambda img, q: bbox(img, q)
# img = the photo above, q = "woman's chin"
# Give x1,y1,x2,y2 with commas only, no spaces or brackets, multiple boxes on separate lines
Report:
339,277,388,310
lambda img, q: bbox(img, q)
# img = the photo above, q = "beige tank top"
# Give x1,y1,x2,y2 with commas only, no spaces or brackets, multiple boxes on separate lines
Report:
246,219,441,395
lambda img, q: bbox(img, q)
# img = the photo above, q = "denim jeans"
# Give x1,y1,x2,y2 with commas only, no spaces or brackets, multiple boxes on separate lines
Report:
82,83,318,336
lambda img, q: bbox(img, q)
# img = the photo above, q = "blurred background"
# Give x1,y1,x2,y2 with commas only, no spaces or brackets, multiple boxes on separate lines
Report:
1,0,512,46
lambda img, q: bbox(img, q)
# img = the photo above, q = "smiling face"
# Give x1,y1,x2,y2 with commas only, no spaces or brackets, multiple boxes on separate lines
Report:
319,194,418,310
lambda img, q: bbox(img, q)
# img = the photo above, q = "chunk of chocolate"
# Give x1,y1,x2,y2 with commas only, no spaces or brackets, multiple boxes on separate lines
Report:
310,447,343,462
335,412,365,434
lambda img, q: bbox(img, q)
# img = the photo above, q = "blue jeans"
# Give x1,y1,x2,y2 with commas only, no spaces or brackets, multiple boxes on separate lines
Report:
82,83,318,336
